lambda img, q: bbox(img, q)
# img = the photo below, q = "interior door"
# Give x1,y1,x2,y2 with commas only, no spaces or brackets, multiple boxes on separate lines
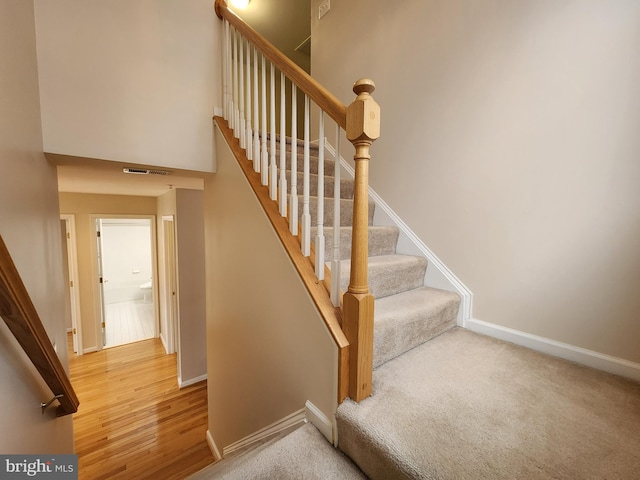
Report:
95,219,107,348
163,217,178,354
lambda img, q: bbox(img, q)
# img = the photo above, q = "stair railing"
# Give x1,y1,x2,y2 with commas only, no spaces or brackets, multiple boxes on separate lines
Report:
0,235,79,416
215,0,380,402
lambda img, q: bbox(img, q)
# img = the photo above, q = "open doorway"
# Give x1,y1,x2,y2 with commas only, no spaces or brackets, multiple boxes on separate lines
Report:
95,217,158,349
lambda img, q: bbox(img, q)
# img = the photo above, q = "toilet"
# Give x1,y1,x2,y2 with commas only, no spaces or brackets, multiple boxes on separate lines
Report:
140,280,152,303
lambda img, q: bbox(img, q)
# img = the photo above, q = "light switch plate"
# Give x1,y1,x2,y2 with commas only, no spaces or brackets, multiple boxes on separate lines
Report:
319,0,330,19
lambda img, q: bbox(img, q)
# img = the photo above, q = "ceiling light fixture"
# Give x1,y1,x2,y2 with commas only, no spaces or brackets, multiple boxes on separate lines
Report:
230,0,250,9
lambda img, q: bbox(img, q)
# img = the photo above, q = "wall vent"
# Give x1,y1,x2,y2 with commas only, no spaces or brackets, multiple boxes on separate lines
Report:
123,168,171,176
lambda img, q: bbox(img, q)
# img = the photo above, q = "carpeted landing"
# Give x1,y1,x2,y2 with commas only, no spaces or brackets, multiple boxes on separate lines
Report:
337,327,640,479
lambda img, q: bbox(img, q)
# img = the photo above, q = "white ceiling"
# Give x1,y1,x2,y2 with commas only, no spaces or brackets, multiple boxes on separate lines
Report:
50,153,207,197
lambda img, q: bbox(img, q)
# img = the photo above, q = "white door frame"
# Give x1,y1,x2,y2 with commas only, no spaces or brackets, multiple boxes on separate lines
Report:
60,214,83,355
160,216,179,355
91,214,159,351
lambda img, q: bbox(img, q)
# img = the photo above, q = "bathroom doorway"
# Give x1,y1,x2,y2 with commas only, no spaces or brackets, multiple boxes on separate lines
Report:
95,217,158,349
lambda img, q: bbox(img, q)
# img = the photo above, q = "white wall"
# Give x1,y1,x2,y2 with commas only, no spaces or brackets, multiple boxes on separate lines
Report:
205,125,336,450
33,0,222,172
0,0,74,453
311,0,640,363
175,189,207,385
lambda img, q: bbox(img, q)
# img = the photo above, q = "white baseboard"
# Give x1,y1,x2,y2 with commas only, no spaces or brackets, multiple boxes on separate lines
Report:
206,430,222,461
66,327,73,333
305,400,334,445
178,373,208,389
82,346,97,354
465,318,640,383
222,408,306,458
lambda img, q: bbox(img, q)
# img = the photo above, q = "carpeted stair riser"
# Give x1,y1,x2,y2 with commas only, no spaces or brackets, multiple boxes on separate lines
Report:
285,170,355,200
373,287,460,368
289,153,335,177
339,254,428,300
311,226,399,260
273,146,334,176
274,139,320,157
301,196,375,227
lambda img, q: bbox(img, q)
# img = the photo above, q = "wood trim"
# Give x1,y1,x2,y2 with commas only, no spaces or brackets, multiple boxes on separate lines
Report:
214,0,347,128
222,408,306,458
214,116,350,402
0,235,79,416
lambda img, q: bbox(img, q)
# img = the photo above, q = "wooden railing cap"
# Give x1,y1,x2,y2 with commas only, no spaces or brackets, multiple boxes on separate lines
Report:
347,79,380,143
353,78,376,96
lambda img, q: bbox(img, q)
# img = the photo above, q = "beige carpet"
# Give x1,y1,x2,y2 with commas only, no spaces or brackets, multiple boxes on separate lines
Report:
337,327,640,479
187,423,366,480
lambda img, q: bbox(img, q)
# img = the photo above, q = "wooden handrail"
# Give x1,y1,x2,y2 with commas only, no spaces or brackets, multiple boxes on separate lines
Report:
0,235,79,416
214,0,347,128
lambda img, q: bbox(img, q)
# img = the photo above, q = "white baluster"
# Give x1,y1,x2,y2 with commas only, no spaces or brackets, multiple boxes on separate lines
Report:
245,40,253,161
260,54,268,186
238,35,246,149
232,28,239,135
289,84,298,236
301,95,311,257
223,20,229,121
269,63,277,200
315,113,325,279
331,126,341,307
253,46,260,171
229,26,235,129
279,72,287,217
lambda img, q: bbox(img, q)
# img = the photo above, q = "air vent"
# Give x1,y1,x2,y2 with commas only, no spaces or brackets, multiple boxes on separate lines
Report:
123,168,171,176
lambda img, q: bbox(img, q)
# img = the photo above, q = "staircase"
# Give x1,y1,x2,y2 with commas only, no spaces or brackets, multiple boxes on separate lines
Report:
293,142,461,370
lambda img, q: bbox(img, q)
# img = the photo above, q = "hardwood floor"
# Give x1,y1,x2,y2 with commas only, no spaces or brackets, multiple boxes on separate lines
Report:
69,335,216,479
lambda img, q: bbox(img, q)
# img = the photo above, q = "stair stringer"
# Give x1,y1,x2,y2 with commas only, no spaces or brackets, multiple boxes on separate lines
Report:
324,141,473,326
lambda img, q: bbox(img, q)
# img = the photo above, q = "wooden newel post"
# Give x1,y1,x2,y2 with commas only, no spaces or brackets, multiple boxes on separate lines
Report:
344,79,380,402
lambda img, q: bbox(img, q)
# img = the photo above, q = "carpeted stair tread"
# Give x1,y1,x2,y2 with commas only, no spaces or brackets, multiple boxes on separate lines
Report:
311,225,399,260
286,152,335,176
285,170,354,199
259,132,321,156
373,287,459,368
301,196,375,227
274,138,320,156
187,423,367,480
336,327,640,480
339,254,427,299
